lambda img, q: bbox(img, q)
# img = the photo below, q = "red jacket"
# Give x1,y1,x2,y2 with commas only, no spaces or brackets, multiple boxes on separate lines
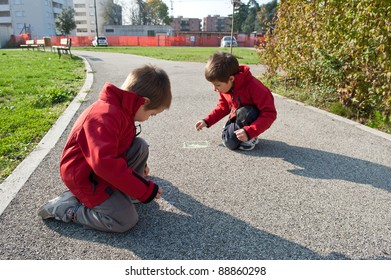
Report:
203,66,277,139
60,83,158,208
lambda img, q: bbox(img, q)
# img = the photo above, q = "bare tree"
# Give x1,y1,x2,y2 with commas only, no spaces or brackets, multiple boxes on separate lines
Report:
103,1,123,25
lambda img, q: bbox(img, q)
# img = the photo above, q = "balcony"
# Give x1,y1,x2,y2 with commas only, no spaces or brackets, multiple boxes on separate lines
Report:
0,16,11,24
0,4,10,11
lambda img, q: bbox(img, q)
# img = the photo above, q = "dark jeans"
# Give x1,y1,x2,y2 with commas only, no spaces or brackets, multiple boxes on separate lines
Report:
222,106,260,150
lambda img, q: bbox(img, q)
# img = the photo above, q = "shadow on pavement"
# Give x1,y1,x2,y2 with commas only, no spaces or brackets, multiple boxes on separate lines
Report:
45,177,349,260
244,140,391,192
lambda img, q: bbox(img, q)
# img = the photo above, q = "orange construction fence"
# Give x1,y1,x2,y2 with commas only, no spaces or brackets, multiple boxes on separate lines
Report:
11,34,263,48
50,35,261,48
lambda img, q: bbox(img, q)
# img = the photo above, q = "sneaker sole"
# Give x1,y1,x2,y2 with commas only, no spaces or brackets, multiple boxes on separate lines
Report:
238,144,255,151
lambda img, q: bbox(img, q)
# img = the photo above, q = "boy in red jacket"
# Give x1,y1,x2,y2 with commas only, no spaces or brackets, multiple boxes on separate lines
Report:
195,52,277,150
38,65,172,233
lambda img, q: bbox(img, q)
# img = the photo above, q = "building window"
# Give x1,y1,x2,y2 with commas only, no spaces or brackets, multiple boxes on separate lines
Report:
105,29,114,33
52,2,61,9
14,11,24,17
76,12,86,17
77,28,88,33
14,0,23,5
75,4,85,8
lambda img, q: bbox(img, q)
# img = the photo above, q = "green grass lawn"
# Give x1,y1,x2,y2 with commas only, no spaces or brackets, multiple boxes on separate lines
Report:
75,46,261,65
0,50,84,182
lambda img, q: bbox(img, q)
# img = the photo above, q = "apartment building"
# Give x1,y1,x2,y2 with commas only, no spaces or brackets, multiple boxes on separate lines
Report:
73,0,111,36
202,15,230,32
170,16,201,32
0,0,73,39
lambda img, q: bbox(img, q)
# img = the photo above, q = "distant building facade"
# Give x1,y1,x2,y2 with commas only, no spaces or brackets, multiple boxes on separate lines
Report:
0,0,74,39
202,15,231,32
73,0,118,37
170,16,201,32
104,24,172,36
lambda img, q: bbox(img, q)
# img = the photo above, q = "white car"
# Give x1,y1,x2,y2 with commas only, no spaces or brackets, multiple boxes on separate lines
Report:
220,36,238,47
92,36,108,47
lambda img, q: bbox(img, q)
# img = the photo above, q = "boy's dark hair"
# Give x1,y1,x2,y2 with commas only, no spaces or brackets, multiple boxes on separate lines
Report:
121,64,172,110
204,52,240,83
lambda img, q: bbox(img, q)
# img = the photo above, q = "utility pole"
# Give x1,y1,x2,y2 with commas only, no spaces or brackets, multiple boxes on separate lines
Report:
230,0,240,54
94,0,99,39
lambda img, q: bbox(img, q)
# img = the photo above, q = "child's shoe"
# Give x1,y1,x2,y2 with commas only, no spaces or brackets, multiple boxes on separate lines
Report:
251,137,259,145
38,191,80,222
238,137,259,151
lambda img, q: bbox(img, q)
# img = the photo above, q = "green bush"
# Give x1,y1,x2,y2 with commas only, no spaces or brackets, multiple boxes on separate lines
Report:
258,0,391,124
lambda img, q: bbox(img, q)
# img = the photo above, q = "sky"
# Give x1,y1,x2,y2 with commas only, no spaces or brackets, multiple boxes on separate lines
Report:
161,0,272,19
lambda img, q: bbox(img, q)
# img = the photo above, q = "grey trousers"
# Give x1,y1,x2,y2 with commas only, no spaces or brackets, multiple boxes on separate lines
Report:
74,137,149,233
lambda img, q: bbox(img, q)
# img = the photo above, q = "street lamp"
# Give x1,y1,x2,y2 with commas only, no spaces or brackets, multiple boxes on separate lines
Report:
230,0,240,54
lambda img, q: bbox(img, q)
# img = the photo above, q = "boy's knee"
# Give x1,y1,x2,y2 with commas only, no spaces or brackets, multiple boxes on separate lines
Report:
133,137,149,154
224,139,240,150
222,123,240,150
116,213,139,233
106,209,139,233
236,106,260,127
126,137,149,161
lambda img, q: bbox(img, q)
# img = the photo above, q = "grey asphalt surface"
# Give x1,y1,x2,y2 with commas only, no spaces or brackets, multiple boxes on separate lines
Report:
0,50,391,260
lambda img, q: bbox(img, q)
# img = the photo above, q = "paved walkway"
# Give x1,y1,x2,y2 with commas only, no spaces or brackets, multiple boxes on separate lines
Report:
0,50,390,260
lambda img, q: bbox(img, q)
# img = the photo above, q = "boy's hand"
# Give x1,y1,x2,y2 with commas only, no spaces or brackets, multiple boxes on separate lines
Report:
155,187,163,199
234,128,249,142
195,120,207,131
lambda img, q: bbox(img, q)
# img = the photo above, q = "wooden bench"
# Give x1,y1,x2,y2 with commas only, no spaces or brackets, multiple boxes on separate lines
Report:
36,39,46,51
52,38,72,58
20,40,37,50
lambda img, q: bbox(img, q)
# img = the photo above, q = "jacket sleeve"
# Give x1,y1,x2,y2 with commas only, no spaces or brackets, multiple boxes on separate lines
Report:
203,92,231,127
244,80,277,139
76,112,158,203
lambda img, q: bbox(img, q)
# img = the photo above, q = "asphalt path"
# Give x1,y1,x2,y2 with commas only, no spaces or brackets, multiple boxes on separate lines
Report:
0,50,390,260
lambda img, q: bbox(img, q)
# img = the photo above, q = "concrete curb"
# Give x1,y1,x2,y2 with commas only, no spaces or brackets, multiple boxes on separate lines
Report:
0,56,93,216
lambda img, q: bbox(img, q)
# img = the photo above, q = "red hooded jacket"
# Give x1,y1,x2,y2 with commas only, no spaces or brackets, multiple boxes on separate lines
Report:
60,83,158,208
203,65,277,139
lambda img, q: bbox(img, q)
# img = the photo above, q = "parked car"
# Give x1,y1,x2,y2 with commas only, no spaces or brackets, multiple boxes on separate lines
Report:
220,36,238,48
92,36,108,47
